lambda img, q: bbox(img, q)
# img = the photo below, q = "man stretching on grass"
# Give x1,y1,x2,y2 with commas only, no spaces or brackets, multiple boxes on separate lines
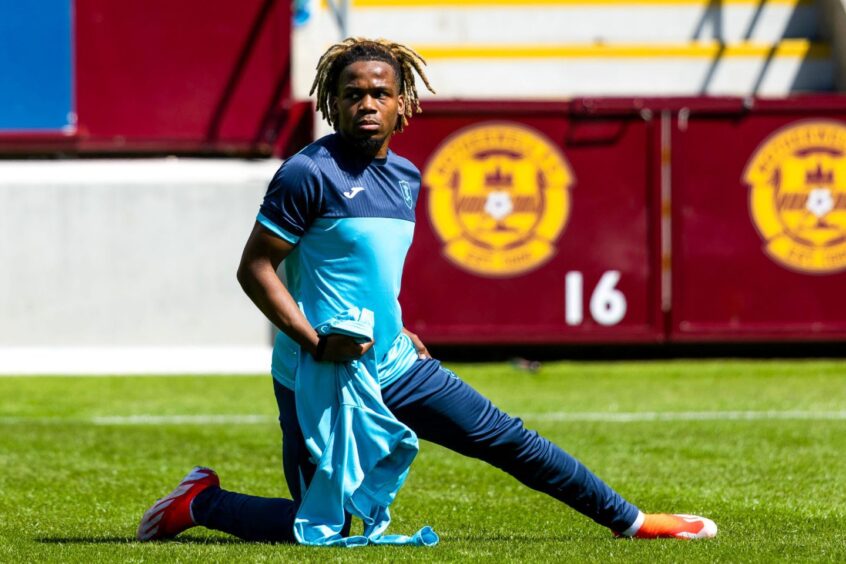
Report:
137,38,717,543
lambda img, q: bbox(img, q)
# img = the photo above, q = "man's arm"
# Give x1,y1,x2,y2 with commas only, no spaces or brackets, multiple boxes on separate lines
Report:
237,222,372,361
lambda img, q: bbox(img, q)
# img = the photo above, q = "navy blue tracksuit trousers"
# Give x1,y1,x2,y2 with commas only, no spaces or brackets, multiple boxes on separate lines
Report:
192,359,640,541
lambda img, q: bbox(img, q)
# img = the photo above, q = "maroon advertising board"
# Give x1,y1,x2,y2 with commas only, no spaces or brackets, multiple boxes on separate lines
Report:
0,0,310,157
390,102,663,344
74,0,306,155
670,98,846,341
392,98,846,344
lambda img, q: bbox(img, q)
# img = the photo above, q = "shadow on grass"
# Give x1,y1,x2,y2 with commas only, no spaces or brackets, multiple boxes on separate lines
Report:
36,533,586,545
34,535,262,545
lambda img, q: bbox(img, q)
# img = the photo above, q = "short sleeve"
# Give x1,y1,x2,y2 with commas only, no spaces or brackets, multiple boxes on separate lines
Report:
412,170,422,209
257,155,323,244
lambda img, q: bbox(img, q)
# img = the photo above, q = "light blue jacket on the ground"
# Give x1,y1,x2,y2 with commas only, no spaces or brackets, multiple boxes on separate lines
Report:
292,307,438,547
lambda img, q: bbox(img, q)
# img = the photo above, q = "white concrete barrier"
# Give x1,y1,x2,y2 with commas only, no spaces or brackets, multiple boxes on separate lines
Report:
0,159,281,373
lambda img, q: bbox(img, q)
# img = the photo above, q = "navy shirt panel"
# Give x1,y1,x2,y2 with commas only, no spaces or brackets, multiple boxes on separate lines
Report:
260,134,419,237
260,154,324,239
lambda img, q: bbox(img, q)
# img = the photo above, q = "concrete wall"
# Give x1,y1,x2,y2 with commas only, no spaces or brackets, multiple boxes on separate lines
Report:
0,159,281,372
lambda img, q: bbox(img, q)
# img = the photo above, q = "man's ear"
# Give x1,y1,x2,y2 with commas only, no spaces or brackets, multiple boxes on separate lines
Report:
329,95,339,123
397,94,406,117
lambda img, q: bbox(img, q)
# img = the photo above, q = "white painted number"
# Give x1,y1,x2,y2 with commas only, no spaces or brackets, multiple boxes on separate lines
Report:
565,271,627,327
590,270,627,326
564,271,584,325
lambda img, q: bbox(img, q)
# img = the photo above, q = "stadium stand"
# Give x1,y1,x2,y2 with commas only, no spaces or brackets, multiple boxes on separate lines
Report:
293,0,836,98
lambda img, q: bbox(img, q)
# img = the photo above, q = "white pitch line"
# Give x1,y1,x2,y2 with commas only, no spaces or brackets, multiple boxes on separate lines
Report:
521,410,846,422
2,410,846,426
91,414,273,425
0,414,277,426
0,373,267,379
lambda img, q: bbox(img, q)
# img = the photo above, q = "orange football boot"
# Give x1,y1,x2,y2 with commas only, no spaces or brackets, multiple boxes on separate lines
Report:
622,513,718,539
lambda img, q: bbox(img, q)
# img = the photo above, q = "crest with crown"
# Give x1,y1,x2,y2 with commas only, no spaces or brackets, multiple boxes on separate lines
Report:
805,163,835,188
484,167,513,190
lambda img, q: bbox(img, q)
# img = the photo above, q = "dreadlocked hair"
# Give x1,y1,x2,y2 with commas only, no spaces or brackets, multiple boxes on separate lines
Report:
309,37,436,133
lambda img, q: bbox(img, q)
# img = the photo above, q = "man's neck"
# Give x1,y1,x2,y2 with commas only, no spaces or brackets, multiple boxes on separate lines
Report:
337,132,391,160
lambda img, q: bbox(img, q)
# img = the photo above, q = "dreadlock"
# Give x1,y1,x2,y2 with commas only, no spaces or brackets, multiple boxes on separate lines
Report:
309,37,436,133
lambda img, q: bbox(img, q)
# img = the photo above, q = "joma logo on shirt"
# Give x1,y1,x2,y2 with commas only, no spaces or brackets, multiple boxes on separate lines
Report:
343,187,365,199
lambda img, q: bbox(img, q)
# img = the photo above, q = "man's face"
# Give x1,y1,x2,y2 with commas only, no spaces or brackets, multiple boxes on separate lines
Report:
331,60,405,157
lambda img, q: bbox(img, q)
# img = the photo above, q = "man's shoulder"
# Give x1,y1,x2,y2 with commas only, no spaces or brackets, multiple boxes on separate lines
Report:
283,136,336,172
273,136,342,186
388,151,421,178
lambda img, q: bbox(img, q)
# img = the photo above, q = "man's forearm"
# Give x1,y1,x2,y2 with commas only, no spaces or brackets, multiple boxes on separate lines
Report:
238,262,319,355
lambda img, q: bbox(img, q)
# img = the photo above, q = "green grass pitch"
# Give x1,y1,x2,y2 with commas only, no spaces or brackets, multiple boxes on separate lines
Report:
1,360,845,562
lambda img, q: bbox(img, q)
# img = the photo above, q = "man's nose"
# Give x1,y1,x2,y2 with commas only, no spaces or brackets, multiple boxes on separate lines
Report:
359,94,377,111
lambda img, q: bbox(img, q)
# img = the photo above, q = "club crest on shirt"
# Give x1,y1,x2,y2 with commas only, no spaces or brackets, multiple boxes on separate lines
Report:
743,120,846,274
423,122,574,277
399,180,413,209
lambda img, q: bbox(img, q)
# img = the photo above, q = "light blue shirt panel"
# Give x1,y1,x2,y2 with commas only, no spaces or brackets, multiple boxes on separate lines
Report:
292,306,437,547
269,216,418,390
271,328,417,391
257,212,300,244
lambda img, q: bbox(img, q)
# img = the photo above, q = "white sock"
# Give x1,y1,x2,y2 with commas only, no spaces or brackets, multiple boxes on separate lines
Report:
620,511,645,537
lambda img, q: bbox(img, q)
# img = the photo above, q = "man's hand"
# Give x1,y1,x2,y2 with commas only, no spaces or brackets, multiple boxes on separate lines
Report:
319,335,374,362
402,328,431,359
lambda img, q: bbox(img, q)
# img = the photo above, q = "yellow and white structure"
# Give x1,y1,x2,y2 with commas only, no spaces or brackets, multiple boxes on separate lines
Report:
293,0,843,98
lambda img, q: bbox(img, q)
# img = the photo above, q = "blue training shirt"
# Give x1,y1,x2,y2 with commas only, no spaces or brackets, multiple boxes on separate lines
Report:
257,134,420,390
